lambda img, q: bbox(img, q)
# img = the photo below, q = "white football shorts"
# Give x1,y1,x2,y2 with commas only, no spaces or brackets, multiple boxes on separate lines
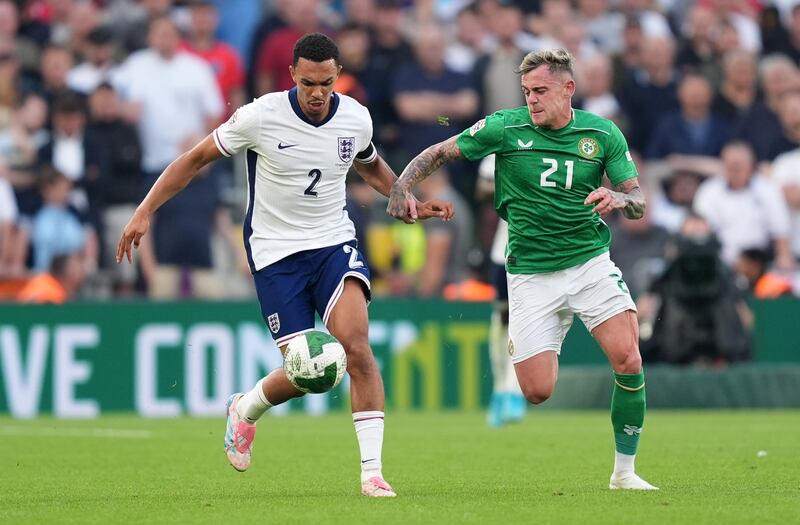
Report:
507,251,636,364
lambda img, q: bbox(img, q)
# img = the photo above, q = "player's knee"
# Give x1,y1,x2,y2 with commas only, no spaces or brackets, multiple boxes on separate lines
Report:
613,347,642,374
344,341,377,378
521,384,553,405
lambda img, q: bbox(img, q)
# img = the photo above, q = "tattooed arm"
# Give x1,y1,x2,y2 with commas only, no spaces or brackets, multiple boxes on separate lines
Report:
387,136,465,222
584,177,646,219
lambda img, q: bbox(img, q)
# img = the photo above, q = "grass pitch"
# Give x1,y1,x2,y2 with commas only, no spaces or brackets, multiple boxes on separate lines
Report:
1,410,798,524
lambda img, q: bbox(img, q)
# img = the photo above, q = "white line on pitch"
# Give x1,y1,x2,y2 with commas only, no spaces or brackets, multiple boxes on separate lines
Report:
0,426,153,439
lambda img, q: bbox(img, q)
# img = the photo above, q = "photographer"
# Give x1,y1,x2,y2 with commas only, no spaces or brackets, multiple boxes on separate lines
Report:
638,213,751,365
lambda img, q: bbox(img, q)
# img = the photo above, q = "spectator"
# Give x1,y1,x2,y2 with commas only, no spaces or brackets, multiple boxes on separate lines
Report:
36,45,76,111
610,210,670,298
245,0,290,98
37,93,106,236
0,169,18,275
759,5,792,57
333,24,369,104
117,0,174,54
650,169,704,234
575,52,623,123
209,0,261,66
17,251,85,303
30,167,96,273
414,169,473,297
0,93,49,176
769,129,800,263
558,20,600,62
528,0,573,46
610,15,645,94
780,4,800,62
621,35,680,153
730,53,793,162
66,27,119,96
147,168,227,300
367,0,412,152
618,0,673,39
113,15,223,181
713,50,761,124
254,0,323,95
714,16,744,58
645,74,728,159
577,0,626,54
0,0,40,78
85,83,142,294
0,93,49,247
473,2,528,116
676,5,720,84
182,1,246,117
760,54,799,117
64,0,101,53
701,0,762,53
735,248,794,298
391,23,478,163
764,89,800,161
693,141,794,270
445,4,491,75
343,0,376,27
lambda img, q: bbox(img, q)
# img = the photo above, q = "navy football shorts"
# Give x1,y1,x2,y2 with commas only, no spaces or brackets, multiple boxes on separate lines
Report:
252,240,371,346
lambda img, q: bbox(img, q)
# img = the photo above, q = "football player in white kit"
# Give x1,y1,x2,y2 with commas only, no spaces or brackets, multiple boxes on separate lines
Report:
117,33,453,497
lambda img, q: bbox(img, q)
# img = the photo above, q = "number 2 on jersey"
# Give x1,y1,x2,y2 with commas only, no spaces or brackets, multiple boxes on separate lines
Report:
539,158,574,189
305,169,322,196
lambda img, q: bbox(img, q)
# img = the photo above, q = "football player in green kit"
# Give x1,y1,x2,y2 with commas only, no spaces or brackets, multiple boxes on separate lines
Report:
387,49,657,490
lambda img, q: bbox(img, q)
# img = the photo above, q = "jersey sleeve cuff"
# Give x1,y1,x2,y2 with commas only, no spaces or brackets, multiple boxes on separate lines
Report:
213,128,233,157
354,142,378,164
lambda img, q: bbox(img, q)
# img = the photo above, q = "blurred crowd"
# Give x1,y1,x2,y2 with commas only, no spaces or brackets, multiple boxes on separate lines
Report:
1,0,800,332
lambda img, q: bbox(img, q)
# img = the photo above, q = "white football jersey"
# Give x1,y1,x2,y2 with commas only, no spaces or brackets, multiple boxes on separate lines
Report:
213,89,377,272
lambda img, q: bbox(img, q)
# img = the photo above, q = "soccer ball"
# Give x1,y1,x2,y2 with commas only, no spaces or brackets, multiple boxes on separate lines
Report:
283,331,347,394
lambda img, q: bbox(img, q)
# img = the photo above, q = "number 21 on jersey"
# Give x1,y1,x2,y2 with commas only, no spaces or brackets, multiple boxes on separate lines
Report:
539,158,574,189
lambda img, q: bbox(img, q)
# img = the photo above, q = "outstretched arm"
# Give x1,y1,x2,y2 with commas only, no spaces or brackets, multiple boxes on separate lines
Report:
584,177,646,219
354,152,454,223
387,135,464,222
116,134,223,263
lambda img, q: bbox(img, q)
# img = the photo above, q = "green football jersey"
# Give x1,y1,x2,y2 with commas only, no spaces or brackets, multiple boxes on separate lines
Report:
457,107,637,274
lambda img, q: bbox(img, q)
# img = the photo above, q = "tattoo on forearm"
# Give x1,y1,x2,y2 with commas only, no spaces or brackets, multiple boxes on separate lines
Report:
395,137,463,193
615,182,646,219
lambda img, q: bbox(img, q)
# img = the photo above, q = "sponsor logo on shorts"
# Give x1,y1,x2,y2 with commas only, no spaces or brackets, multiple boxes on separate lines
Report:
508,339,515,356
267,313,280,334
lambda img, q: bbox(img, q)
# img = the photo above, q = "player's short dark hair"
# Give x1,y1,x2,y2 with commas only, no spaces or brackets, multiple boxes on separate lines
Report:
293,33,339,66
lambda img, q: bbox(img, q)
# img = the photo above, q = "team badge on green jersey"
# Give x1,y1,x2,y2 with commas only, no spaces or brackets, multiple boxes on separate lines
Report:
578,137,599,159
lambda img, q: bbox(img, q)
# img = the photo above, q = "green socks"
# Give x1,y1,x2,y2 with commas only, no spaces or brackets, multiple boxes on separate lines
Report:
611,371,646,456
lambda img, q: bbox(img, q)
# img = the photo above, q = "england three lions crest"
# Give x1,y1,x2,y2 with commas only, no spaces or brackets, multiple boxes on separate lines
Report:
338,137,356,162
267,313,280,334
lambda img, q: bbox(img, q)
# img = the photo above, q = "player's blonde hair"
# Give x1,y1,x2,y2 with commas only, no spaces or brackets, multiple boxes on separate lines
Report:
516,49,574,77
